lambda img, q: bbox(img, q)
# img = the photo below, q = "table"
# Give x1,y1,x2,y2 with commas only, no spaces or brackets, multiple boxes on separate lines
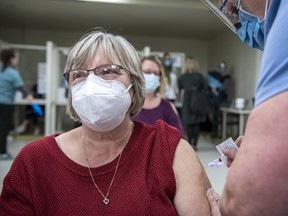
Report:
14,98,46,106
14,98,69,135
221,107,252,140
13,99,46,134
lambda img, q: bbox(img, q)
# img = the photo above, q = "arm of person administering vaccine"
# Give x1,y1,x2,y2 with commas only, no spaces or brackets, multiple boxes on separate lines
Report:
220,1,288,215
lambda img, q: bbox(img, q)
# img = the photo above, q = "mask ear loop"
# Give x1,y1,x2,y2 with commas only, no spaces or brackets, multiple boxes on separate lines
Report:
123,84,133,94
234,0,241,30
237,0,241,9
263,0,269,20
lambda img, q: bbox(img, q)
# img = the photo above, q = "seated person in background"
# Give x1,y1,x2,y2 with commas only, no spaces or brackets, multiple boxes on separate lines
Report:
15,84,44,135
132,56,184,135
0,28,211,215
15,106,41,135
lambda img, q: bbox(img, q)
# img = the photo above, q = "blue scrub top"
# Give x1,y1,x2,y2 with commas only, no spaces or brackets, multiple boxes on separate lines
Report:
0,66,24,105
255,0,288,106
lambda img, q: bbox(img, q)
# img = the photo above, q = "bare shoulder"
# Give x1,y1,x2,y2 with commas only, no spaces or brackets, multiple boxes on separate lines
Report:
173,139,199,164
173,139,211,216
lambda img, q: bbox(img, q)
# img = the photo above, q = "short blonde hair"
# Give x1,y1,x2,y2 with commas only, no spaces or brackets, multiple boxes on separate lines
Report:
141,56,166,95
185,57,200,73
65,28,145,121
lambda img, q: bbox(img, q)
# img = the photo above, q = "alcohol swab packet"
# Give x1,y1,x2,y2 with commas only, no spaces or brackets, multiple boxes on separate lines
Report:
206,137,239,168
216,137,239,156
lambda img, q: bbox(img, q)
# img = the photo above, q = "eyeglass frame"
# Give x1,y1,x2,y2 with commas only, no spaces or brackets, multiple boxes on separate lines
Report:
219,0,240,22
200,0,241,33
63,64,131,84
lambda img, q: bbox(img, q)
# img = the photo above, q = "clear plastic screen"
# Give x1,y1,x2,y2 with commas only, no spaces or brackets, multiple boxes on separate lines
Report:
200,0,241,33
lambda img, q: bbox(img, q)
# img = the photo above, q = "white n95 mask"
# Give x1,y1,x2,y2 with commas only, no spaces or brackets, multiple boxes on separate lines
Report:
71,75,132,132
144,73,160,93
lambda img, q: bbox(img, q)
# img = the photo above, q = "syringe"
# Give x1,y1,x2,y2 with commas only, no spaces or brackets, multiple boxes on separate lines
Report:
206,155,227,168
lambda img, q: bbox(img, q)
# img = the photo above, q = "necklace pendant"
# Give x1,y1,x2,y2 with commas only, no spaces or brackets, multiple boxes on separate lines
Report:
103,198,109,205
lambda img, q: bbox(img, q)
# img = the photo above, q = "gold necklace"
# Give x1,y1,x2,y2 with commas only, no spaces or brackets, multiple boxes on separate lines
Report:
81,136,123,205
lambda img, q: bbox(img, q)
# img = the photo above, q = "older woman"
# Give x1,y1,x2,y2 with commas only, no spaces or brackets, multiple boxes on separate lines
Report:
0,28,211,215
133,56,183,135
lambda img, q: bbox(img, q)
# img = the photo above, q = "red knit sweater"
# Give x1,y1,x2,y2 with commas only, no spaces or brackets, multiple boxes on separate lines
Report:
0,120,182,215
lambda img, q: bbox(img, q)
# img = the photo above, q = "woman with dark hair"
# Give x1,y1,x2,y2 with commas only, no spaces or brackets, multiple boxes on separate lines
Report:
0,49,43,160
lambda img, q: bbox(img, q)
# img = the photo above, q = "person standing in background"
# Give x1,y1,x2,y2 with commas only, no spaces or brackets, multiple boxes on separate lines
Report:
208,61,230,107
162,52,179,103
208,60,230,138
164,66,179,104
178,57,210,150
162,52,173,81
0,49,43,160
132,56,184,135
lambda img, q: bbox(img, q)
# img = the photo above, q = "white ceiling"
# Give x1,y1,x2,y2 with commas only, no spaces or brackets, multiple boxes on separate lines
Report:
0,0,229,39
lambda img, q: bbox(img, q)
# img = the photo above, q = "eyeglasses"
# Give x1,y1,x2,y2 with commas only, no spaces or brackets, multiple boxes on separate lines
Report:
201,0,240,33
219,0,240,22
63,64,130,85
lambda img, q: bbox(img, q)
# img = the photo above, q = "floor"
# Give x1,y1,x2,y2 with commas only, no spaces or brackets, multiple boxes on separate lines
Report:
0,134,228,195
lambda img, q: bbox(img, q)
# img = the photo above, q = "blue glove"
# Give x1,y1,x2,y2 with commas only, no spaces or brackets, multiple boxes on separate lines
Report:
32,103,44,116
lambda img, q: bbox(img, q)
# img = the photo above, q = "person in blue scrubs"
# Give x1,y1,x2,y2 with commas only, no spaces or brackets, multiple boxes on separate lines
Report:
0,49,43,160
206,0,288,215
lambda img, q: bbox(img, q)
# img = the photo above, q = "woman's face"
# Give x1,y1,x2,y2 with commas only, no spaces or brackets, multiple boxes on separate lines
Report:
142,59,161,76
10,54,18,66
79,48,132,89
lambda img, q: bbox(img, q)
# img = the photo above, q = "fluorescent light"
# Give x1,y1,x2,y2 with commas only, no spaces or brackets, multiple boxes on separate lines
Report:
76,0,131,3
76,0,205,9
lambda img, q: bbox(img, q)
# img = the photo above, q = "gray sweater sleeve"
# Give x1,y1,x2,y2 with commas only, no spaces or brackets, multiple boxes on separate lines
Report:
17,86,30,98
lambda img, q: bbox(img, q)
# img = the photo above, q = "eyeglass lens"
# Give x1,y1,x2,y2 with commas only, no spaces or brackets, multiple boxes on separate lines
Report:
68,64,124,85
219,0,240,21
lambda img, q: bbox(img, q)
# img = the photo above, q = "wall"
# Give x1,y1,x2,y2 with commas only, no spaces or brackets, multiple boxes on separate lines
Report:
0,27,209,76
208,30,262,104
1,26,262,105
127,35,209,75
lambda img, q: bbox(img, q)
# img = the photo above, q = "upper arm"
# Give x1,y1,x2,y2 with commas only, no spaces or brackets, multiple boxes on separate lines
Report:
166,102,184,135
221,91,288,216
12,71,24,88
169,101,179,115
173,139,211,216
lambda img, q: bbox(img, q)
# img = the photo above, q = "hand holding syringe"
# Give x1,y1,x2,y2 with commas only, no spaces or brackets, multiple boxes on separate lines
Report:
206,137,241,168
